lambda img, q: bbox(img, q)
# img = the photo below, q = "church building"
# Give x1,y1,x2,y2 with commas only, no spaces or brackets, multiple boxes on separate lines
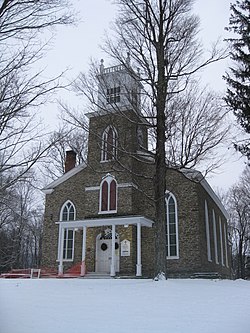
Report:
41,59,231,279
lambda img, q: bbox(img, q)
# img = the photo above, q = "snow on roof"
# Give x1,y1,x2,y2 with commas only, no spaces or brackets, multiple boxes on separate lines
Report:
41,163,86,194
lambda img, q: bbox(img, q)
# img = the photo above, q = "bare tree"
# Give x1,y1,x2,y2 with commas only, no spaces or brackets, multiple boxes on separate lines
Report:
40,126,88,182
0,175,44,272
57,0,229,279
65,0,227,279
227,167,250,279
0,0,75,192
165,82,230,174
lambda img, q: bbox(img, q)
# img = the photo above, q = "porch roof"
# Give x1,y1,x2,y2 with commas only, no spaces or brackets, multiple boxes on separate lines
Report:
55,215,154,228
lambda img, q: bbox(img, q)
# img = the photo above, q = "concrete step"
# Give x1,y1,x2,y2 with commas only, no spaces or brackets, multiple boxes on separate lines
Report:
190,272,222,279
84,272,111,279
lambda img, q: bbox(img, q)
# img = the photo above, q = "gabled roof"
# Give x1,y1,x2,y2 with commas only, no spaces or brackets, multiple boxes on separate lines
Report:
42,163,86,194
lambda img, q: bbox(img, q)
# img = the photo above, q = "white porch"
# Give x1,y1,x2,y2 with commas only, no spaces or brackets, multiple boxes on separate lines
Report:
56,216,153,277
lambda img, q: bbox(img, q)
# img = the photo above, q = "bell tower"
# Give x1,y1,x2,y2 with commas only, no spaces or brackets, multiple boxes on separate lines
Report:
86,56,149,169
97,54,142,114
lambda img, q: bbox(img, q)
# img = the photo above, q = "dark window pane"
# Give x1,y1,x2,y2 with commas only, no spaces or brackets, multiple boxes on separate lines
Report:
169,213,175,224
62,207,68,221
170,245,177,256
169,224,176,234
67,249,72,259
101,181,108,211
67,240,73,249
68,230,73,239
107,127,114,160
169,206,175,216
69,206,75,220
107,86,120,104
170,235,176,245
110,180,117,211
169,197,175,206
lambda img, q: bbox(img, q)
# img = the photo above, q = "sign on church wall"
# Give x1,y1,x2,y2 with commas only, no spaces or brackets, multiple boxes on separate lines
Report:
121,239,130,257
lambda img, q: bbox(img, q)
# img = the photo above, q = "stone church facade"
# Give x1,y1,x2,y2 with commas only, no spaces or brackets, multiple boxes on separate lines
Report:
41,60,231,278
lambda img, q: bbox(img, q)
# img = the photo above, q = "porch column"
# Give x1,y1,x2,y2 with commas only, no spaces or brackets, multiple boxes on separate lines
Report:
81,226,87,276
136,222,142,276
110,224,116,277
58,226,65,276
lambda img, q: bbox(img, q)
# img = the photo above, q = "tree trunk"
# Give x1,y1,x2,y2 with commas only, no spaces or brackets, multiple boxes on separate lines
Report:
154,149,167,278
238,239,245,279
154,17,167,278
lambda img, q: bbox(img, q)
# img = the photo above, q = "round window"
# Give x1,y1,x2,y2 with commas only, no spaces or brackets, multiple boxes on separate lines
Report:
115,242,119,250
101,243,108,251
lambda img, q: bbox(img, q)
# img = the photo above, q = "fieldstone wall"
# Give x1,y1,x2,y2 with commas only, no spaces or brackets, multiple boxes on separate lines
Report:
164,169,201,277
41,107,231,278
196,184,231,278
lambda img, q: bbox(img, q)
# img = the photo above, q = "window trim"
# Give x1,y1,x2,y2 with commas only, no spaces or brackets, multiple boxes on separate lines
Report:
205,200,212,262
58,200,76,262
212,209,219,264
60,200,76,221
101,126,118,162
63,228,75,261
106,86,121,104
99,174,118,214
224,223,229,268
219,217,225,266
165,191,179,259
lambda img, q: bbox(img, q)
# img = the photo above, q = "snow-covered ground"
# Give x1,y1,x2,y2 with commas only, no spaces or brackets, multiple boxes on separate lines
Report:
0,278,249,333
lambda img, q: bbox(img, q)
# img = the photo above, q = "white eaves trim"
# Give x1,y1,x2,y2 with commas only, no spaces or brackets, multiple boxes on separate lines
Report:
200,178,229,220
42,163,86,194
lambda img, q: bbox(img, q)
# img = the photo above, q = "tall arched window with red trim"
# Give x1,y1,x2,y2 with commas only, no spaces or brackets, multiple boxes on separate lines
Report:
101,180,108,211
99,174,117,213
101,126,117,162
110,180,117,211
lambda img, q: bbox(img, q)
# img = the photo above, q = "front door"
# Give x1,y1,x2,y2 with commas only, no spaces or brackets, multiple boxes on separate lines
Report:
96,229,119,273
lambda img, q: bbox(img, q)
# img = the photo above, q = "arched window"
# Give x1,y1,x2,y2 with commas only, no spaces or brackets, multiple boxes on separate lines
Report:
205,200,212,262
61,201,75,221
60,201,76,261
166,192,179,259
99,174,117,213
101,126,118,162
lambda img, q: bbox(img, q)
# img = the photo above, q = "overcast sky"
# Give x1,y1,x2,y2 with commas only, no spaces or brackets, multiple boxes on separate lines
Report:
42,0,246,191
46,0,232,86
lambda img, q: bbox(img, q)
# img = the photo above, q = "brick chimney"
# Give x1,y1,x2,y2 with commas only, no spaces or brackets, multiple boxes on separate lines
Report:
65,150,76,173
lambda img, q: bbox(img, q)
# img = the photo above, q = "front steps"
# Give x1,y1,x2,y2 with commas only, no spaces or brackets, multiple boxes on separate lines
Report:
83,272,111,279
190,272,222,279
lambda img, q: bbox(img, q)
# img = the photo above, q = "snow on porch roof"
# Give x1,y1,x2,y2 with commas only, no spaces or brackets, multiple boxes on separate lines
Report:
55,215,154,228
